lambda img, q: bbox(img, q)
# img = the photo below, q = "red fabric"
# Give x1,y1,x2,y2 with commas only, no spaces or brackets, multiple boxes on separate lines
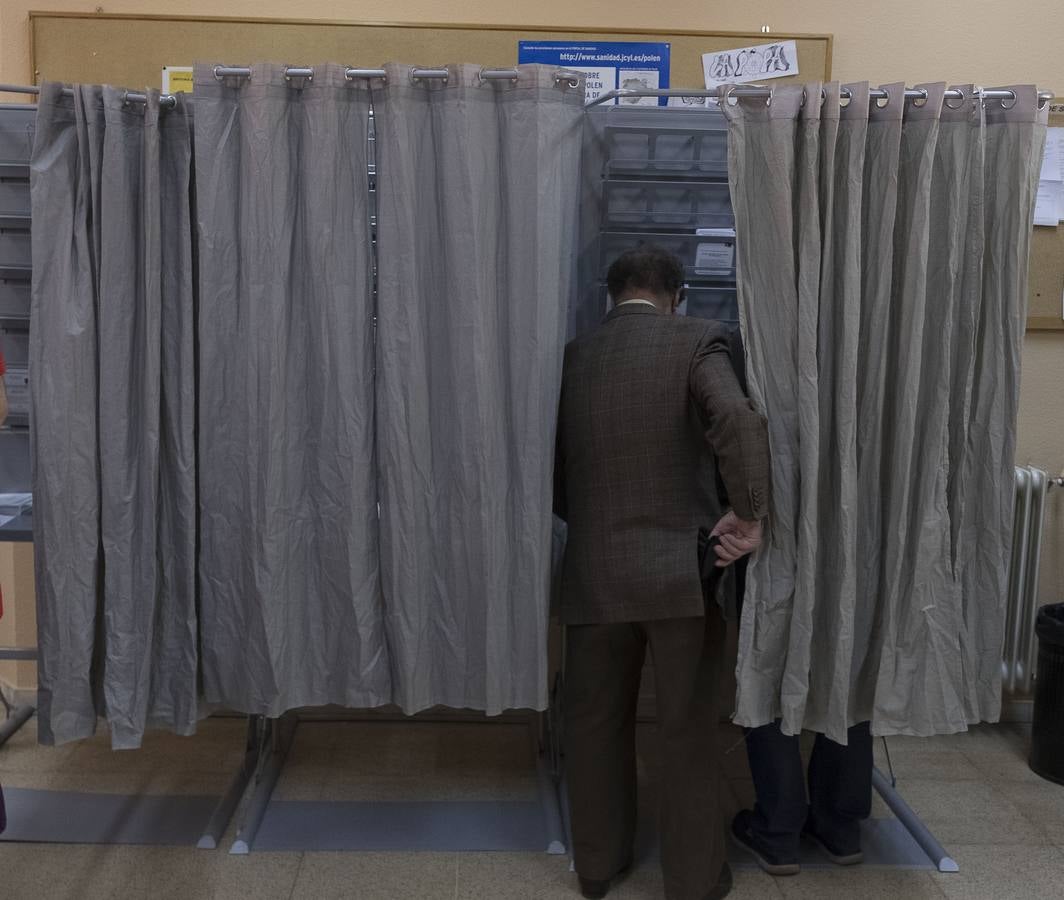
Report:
0,346,6,377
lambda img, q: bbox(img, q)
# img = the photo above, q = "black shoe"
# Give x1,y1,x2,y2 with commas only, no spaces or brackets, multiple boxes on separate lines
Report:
803,824,863,866
577,859,632,899
703,862,734,900
730,810,801,877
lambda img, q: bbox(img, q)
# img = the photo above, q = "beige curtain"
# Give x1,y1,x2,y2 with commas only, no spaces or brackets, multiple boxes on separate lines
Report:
724,82,1046,741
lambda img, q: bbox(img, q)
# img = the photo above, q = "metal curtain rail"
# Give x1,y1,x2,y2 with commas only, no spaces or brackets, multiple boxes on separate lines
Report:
588,85,1056,108
0,66,580,111
2,78,1054,111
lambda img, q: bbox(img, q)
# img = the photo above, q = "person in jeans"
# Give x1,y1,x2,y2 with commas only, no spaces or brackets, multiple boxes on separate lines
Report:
722,325,873,875
731,721,873,874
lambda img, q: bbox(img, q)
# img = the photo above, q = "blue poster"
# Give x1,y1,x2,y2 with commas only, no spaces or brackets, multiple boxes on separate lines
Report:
518,41,671,106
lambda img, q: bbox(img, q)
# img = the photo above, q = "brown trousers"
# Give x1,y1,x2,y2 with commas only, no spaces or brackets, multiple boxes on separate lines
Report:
564,604,727,900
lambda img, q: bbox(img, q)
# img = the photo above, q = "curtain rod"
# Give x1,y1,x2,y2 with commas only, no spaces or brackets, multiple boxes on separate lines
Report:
588,86,1055,108
2,78,1054,111
0,67,580,111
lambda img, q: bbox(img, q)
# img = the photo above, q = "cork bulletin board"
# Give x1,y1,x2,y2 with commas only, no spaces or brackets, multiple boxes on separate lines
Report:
29,13,832,99
1028,100,1064,332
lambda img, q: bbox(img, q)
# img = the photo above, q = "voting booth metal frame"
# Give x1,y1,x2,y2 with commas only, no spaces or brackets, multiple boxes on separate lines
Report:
4,78,1055,868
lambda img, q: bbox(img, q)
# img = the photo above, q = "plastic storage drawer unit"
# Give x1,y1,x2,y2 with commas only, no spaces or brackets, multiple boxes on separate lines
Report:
599,230,736,280
604,180,733,230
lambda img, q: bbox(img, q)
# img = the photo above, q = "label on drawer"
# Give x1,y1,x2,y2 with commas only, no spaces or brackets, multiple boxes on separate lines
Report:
4,367,28,416
695,240,734,273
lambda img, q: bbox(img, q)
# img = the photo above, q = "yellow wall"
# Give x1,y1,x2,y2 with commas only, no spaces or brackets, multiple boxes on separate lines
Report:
0,2,1062,689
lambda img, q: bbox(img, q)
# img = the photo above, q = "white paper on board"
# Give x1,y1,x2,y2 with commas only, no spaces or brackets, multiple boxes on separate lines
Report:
703,40,799,89
1034,180,1064,226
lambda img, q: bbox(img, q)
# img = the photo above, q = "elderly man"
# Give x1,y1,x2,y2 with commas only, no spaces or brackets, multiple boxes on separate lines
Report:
554,245,770,900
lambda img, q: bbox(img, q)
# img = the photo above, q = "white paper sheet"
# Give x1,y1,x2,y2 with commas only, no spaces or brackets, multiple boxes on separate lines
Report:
1040,127,1064,184
1034,180,1064,226
703,40,799,89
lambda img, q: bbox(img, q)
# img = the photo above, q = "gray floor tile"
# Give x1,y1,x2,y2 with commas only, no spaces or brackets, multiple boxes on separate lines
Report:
39,768,231,796
898,779,1048,846
776,868,946,899
875,747,983,782
94,847,302,900
0,843,120,900
457,851,574,899
931,843,1064,900
294,850,457,899
994,780,1064,837
327,723,438,777
435,723,534,775
960,747,1047,785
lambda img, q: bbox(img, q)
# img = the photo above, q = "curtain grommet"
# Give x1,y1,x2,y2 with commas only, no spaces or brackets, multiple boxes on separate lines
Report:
213,65,225,82
554,72,580,89
944,92,966,110
910,88,928,108
1001,90,1018,110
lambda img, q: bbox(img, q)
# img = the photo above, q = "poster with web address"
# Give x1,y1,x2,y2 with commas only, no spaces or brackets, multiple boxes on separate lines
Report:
518,41,671,107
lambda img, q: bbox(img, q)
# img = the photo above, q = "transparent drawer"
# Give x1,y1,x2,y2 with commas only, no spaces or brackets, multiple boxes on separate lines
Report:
0,428,31,492
0,170,30,216
605,124,727,177
684,283,738,325
0,279,29,320
603,180,733,230
2,329,28,367
599,230,736,280
0,219,31,267
0,106,35,163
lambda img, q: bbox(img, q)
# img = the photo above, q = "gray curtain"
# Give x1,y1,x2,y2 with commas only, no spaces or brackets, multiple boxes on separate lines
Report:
193,63,391,715
30,83,198,748
724,83,1046,741
372,64,584,714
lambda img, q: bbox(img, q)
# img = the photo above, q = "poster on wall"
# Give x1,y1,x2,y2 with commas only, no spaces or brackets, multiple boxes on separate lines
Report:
702,40,799,90
162,66,194,94
518,41,670,106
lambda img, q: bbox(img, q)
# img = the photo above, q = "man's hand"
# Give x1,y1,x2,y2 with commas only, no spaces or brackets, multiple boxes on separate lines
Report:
709,511,762,568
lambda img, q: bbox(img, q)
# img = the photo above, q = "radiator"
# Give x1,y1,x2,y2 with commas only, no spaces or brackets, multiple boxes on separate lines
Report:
1003,466,1048,696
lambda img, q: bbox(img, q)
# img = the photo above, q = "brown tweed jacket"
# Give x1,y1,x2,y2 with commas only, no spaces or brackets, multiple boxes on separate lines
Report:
554,304,770,625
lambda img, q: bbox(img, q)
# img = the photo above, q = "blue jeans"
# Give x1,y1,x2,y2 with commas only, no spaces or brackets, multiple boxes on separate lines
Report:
744,719,872,858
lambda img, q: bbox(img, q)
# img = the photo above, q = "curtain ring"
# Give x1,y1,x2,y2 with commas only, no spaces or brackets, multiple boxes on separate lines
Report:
839,87,852,108
875,93,890,109
720,84,740,107
212,65,225,82
1001,89,1018,110
554,72,580,88
284,67,313,84
910,88,928,108
944,91,965,110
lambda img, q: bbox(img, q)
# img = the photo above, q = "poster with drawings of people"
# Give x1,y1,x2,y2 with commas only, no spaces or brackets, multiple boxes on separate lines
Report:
702,40,799,90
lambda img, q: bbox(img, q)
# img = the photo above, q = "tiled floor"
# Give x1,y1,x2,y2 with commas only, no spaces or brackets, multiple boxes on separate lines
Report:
1,716,1063,899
